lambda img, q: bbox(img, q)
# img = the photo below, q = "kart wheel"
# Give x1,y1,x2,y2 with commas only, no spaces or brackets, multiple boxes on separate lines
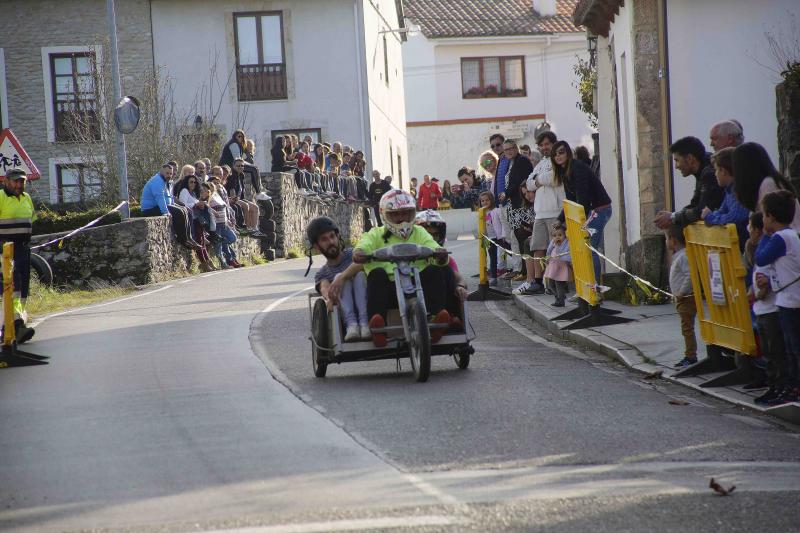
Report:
454,350,470,369
407,298,431,382
311,298,330,378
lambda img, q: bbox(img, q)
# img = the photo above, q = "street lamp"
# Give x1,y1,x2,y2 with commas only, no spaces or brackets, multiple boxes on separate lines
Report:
379,23,421,37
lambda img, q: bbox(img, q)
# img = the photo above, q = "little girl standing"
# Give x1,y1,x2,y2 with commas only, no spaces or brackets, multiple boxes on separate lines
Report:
480,191,508,286
544,224,572,307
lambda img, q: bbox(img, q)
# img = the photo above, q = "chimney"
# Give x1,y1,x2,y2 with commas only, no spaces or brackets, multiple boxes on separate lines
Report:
533,0,557,17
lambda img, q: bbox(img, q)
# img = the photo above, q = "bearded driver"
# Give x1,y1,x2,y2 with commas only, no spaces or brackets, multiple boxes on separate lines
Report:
307,216,370,342
328,190,450,347
0,168,37,343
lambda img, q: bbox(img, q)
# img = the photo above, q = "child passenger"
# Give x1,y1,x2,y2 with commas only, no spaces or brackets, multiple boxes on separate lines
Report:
543,223,571,307
308,217,370,342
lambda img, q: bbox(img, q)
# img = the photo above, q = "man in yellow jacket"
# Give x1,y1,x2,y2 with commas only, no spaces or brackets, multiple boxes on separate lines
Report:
0,168,37,343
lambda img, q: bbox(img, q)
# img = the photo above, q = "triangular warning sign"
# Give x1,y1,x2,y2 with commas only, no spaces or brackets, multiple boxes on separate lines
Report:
0,129,40,181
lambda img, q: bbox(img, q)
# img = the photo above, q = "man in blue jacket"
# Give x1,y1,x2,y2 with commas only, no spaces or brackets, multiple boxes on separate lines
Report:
141,163,200,250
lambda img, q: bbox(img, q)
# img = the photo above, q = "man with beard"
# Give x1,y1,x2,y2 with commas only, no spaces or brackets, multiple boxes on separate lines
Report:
307,216,369,342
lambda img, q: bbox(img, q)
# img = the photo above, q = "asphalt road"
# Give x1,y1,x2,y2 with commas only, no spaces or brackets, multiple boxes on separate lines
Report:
1,240,799,532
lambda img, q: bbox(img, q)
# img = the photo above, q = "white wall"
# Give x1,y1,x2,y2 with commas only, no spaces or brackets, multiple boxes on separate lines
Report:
607,3,641,248
402,34,593,186
151,0,364,170
667,0,798,209
361,0,410,188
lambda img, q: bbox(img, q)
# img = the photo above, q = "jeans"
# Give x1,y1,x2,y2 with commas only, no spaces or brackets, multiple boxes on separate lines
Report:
778,306,800,387
213,224,238,263
339,271,369,327
756,312,787,386
587,205,612,282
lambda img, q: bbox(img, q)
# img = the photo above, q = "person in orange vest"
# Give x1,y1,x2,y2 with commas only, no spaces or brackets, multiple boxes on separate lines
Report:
417,174,442,210
0,168,37,343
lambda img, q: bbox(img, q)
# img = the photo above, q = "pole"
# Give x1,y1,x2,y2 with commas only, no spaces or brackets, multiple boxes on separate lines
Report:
106,0,130,219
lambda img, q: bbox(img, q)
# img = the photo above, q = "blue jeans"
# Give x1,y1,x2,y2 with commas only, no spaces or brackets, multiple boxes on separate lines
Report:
214,224,238,263
778,306,800,387
587,206,612,282
339,271,369,327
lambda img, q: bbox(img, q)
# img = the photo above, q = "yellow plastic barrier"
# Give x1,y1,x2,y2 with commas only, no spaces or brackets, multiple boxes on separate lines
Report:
683,222,756,355
562,200,599,306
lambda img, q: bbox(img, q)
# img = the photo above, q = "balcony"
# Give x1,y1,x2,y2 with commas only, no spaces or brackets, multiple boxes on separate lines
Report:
236,64,287,101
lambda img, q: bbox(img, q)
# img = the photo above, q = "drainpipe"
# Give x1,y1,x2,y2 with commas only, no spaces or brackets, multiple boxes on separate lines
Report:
657,0,674,211
353,0,372,174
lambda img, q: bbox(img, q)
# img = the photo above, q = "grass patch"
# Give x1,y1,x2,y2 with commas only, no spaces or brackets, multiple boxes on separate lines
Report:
26,278,135,320
287,247,304,259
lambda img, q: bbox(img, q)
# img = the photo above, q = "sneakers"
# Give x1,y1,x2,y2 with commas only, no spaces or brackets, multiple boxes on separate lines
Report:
344,324,360,342
430,309,450,344
488,277,498,287
512,281,545,295
14,319,34,344
359,324,371,340
757,386,799,407
674,357,698,368
228,260,244,268
369,314,387,347
552,300,565,308
754,386,781,405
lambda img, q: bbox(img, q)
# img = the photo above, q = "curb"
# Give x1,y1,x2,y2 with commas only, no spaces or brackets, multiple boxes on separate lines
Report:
511,294,800,426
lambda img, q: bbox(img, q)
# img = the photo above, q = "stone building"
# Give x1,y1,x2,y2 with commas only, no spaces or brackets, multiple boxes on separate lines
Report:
573,0,800,282
0,0,154,204
0,0,411,202
402,0,592,183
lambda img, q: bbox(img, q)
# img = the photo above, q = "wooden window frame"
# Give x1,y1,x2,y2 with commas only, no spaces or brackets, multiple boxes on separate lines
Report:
233,11,287,101
50,52,100,141
460,55,527,99
55,163,102,204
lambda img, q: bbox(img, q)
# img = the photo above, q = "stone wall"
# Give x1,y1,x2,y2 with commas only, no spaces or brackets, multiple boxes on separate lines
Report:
264,172,367,257
32,217,262,288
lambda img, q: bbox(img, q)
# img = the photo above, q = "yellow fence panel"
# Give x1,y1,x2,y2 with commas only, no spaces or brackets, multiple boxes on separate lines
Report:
562,200,599,306
684,222,756,355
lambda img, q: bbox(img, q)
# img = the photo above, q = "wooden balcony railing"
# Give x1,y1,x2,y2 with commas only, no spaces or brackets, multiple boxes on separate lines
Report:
236,63,287,101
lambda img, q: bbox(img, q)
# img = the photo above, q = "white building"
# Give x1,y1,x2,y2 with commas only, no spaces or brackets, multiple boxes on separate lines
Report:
151,0,410,187
402,0,592,183
574,0,800,281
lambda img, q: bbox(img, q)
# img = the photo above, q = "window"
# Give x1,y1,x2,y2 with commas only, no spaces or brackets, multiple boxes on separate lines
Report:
50,52,99,141
234,11,287,101
461,56,526,99
383,35,390,87
271,128,322,145
55,164,102,203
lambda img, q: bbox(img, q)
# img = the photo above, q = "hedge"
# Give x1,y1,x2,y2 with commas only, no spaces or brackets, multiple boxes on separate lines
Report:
32,205,143,235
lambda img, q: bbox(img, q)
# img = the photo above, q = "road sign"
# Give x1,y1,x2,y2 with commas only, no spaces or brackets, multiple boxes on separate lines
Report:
0,129,41,181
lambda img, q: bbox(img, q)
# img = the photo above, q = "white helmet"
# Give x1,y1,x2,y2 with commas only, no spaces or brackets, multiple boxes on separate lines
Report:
415,209,447,246
380,189,417,240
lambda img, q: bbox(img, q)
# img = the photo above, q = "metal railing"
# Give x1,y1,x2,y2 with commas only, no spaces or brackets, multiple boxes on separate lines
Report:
236,63,287,101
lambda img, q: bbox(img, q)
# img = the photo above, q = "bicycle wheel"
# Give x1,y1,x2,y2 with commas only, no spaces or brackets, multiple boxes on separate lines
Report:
407,298,431,382
31,253,54,286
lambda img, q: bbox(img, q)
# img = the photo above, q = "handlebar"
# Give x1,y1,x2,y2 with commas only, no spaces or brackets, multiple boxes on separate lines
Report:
357,243,446,263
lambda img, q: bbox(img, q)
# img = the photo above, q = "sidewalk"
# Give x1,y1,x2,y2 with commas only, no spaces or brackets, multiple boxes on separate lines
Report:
511,291,800,425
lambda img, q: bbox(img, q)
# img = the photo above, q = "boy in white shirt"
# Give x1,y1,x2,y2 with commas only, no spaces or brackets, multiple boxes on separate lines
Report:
754,190,800,405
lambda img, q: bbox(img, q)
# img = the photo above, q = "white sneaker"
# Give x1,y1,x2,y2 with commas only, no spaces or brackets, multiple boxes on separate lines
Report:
512,281,530,295
359,324,372,340
345,324,360,342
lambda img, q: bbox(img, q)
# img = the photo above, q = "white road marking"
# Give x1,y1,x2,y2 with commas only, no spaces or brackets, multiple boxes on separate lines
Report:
180,278,194,284
30,284,175,327
204,515,466,533
261,286,315,314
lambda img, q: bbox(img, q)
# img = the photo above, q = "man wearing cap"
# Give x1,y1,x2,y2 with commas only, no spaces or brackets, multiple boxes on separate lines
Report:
0,168,37,343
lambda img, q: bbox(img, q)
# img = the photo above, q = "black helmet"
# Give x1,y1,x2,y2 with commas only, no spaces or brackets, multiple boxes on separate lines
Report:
306,216,340,247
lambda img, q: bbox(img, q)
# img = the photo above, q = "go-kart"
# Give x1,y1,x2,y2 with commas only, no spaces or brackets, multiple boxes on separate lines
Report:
308,243,475,382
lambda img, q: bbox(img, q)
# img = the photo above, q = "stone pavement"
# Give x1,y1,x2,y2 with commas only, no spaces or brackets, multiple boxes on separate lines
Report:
511,290,800,425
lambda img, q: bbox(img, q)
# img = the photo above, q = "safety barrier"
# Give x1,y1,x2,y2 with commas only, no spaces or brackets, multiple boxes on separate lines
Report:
466,207,508,302
0,242,48,368
552,200,632,329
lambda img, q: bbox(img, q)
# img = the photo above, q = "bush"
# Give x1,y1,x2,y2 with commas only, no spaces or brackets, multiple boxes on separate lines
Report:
33,206,124,235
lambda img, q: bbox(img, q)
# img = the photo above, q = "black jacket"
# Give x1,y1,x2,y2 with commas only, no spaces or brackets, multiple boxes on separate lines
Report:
504,155,534,209
563,159,612,216
219,138,243,168
226,170,246,198
673,154,724,228
368,180,391,204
